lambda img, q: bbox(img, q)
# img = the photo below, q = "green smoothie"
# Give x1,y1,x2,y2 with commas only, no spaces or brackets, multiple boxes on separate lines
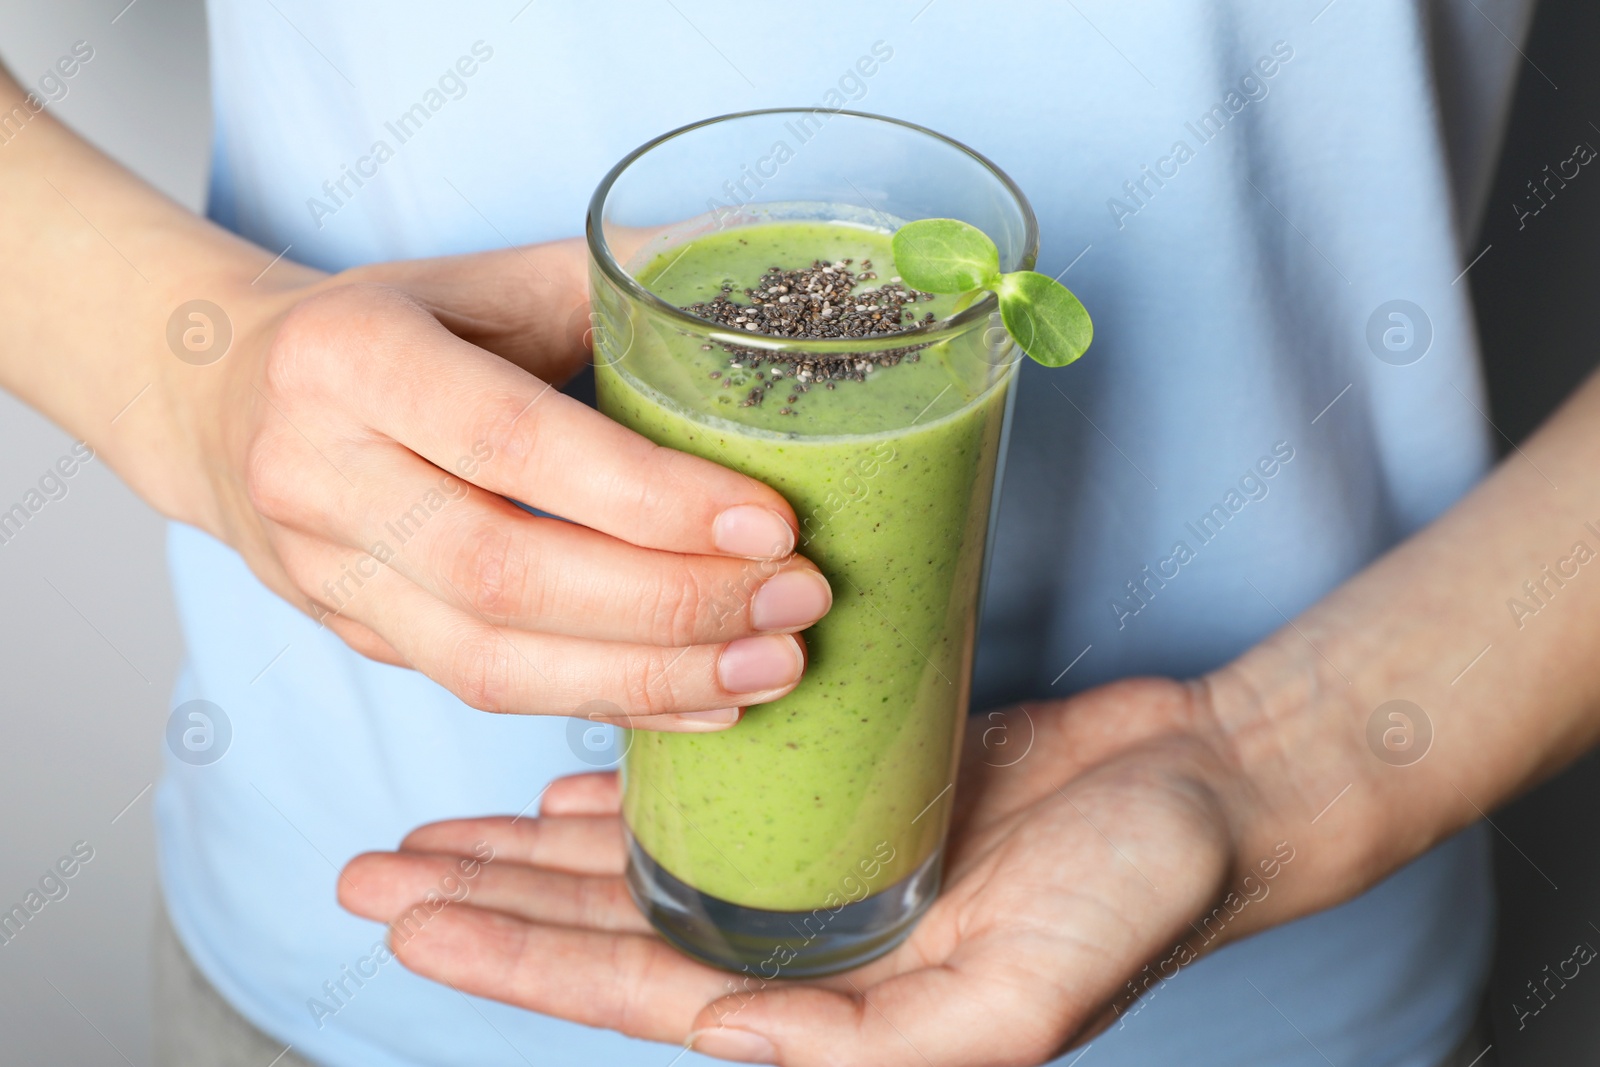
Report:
595,221,1012,912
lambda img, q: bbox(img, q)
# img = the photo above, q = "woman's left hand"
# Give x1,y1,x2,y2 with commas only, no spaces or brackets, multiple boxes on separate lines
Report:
340,677,1300,1066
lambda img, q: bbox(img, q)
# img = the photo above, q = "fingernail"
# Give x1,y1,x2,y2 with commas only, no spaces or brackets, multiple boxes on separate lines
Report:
689,1027,777,1063
750,569,832,631
718,635,803,694
714,505,795,559
667,708,742,731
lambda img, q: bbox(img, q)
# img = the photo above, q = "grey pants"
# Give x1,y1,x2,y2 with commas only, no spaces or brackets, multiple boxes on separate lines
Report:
152,905,1497,1067
152,905,316,1067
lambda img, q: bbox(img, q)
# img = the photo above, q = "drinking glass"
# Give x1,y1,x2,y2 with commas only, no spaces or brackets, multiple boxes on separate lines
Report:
586,109,1036,977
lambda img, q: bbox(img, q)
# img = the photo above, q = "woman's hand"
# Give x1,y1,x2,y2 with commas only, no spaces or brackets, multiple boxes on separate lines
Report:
166,245,832,731
339,677,1310,1065
0,63,830,732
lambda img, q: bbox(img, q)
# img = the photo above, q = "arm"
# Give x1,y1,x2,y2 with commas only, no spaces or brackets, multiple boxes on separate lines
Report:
0,62,832,729
0,64,306,528
1215,365,1600,932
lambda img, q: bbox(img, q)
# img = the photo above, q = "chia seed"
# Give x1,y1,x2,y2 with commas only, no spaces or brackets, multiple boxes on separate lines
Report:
678,258,936,412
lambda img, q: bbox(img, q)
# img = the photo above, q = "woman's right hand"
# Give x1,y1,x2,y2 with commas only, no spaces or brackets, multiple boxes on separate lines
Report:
175,241,831,732
0,66,825,733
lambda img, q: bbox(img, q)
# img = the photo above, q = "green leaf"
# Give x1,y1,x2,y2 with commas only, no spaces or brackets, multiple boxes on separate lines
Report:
890,217,1094,370
891,218,1001,294
997,270,1093,367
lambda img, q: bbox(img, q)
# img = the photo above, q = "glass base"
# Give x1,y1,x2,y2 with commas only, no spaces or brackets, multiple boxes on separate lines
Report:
624,832,941,979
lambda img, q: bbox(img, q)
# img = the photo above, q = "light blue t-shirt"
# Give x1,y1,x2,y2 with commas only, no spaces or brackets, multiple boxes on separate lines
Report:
162,2,1532,1064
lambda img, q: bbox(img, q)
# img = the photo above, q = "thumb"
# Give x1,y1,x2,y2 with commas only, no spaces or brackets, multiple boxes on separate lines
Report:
347,237,593,382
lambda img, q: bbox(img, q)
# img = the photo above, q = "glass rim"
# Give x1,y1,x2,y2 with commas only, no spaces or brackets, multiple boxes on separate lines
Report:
585,108,1040,355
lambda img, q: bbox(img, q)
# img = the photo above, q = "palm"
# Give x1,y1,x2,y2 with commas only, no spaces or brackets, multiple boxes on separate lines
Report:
342,679,1242,1066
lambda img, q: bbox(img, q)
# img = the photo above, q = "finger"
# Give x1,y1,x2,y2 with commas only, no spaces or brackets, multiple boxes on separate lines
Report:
271,528,808,720
541,772,621,816
372,880,1066,1064
291,285,800,559
319,610,409,667
229,513,408,665
386,905,730,1046
260,440,830,645
340,851,651,934
399,813,626,875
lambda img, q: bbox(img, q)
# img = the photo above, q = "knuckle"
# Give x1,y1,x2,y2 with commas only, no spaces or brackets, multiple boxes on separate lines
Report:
464,390,550,477
242,429,298,522
449,522,537,623
619,646,679,716
445,628,511,713
642,562,713,646
626,444,691,529
263,297,330,399
268,282,414,395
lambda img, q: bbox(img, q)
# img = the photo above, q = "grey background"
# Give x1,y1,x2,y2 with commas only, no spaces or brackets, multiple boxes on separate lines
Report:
2,1,1599,1064
0,2,205,1065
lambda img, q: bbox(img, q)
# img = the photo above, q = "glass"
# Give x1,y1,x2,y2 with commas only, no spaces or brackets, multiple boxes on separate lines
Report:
586,109,1036,977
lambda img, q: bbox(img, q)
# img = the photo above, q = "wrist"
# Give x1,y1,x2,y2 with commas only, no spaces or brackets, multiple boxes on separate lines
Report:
0,77,333,542
1197,635,1400,936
